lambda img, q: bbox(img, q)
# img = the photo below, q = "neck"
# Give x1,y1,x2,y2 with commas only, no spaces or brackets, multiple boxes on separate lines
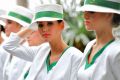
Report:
49,36,68,55
95,27,114,46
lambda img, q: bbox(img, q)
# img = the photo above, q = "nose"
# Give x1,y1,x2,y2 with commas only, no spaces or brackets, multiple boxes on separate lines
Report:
42,26,48,32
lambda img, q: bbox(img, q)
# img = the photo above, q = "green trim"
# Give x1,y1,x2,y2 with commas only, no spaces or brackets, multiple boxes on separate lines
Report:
85,0,120,10
8,11,32,24
35,11,63,20
85,39,114,69
24,68,30,79
46,46,70,72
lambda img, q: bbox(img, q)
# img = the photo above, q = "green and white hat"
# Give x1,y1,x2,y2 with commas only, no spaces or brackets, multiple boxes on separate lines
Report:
29,4,64,30
77,0,120,14
0,6,33,27
33,4,63,22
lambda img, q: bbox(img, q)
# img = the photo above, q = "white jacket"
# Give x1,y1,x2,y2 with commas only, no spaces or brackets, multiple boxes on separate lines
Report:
3,33,83,80
2,40,32,80
77,39,120,80
0,46,8,80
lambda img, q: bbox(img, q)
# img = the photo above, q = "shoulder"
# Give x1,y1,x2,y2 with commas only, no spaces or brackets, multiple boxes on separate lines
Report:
107,40,120,63
66,47,83,61
84,39,96,54
67,47,83,56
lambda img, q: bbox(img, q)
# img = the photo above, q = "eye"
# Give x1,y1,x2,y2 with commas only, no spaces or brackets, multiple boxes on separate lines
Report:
38,23,43,28
88,11,95,14
47,21,53,26
7,20,12,24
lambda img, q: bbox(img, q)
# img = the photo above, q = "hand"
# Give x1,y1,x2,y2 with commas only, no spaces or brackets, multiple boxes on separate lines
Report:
28,23,38,31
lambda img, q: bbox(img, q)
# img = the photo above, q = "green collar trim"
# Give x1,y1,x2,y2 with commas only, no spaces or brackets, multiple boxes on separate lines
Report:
85,0,120,10
8,11,32,24
85,39,114,69
46,46,70,72
35,11,63,20
24,68,30,79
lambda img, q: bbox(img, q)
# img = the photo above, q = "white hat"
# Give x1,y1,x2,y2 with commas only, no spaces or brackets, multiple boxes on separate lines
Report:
29,4,64,30
33,4,63,22
77,0,120,14
0,9,6,26
0,20,5,26
0,6,33,27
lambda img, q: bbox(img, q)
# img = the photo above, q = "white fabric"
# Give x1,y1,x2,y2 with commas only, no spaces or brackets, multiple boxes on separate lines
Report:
0,15,30,28
77,39,120,80
35,4,63,14
112,26,120,39
2,41,32,80
3,55,27,80
0,20,5,26
0,46,8,80
18,62,31,80
0,6,33,27
3,33,83,80
3,33,44,61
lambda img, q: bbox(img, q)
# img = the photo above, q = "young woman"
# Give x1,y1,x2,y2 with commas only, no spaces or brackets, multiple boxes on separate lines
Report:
0,9,6,80
3,4,83,80
26,30,45,46
77,0,120,80
0,6,34,80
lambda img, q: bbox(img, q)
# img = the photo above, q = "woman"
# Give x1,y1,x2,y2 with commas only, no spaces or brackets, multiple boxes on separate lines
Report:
77,0,120,80
18,30,45,80
26,30,45,46
0,6,34,80
3,4,83,80
0,9,6,80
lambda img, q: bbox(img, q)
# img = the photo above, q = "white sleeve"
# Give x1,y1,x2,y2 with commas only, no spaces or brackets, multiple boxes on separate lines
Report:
70,47,83,80
110,49,120,80
2,33,38,61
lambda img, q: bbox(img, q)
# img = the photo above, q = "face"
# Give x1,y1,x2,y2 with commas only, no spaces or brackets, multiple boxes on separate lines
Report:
83,11,112,31
5,20,22,37
37,20,63,42
27,30,45,46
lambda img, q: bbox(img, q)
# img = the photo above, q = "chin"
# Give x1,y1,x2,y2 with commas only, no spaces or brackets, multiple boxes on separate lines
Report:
85,26,94,31
44,39,50,42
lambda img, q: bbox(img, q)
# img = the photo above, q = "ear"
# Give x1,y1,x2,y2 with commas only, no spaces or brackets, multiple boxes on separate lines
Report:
106,13,113,22
59,20,64,30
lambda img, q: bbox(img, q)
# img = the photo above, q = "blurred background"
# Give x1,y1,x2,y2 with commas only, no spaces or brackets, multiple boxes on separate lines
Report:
0,0,95,52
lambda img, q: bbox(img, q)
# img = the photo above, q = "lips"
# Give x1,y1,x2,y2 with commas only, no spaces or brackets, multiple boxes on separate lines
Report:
85,20,90,25
42,33,50,37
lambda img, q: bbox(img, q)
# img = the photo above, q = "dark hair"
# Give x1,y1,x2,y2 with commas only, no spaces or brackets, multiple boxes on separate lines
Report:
112,14,120,27
0,25,5,32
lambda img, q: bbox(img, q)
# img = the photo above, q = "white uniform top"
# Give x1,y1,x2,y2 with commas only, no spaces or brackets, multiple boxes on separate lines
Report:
3,33,83,80
77,39,120,80
3,55,27,80
0,46,8,80
2,40,33,80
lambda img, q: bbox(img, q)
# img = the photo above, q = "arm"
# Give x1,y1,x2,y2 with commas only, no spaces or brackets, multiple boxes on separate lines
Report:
110,50,120,80
70,47,83,80
2,28,38,61
108,42,120,80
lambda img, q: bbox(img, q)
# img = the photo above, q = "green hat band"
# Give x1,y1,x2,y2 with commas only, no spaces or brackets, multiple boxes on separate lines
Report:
8,11,32,24
35,11,63,20
85,0,120,10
